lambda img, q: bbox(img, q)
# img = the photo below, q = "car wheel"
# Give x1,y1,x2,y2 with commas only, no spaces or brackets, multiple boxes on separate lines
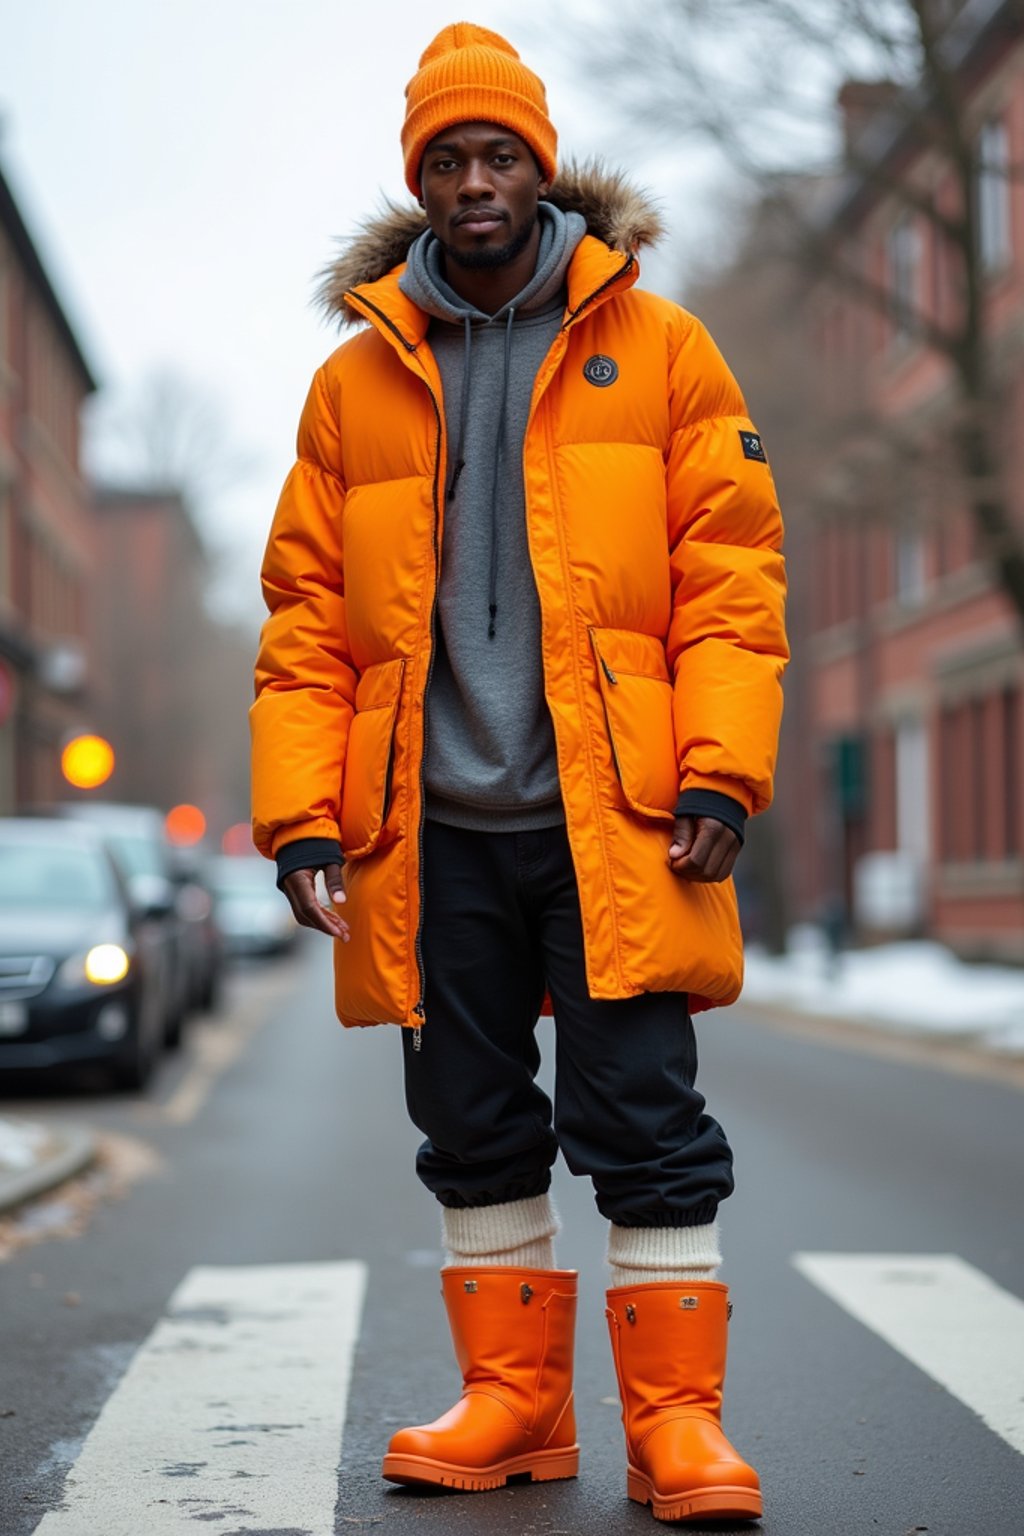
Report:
163,997,186,1050
112,1012,159,1092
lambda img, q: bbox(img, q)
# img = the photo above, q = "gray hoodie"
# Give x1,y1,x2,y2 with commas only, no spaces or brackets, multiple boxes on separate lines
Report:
399,203,586,831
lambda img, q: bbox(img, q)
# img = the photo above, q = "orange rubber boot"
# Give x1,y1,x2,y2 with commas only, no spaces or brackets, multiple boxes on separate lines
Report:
606,1280,762,1523
382,1267,580,1491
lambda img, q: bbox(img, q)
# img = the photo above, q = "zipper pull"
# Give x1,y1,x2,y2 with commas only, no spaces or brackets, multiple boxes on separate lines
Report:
412,999,425,1052
600,656,618,685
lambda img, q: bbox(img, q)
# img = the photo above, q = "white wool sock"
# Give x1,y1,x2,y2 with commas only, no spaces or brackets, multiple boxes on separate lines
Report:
607,1219,722,1288
442,1193,559,1270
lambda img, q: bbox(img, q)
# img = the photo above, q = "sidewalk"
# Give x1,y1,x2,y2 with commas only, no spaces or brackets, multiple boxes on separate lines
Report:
0,1114,97,1214
741,929,1024,1056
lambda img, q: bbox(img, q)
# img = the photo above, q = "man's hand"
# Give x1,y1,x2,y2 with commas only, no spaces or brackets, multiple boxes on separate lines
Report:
280,863,350,941
668,816,740,884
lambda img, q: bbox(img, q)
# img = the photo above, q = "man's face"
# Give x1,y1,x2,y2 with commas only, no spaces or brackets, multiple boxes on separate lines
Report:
419,121,549,270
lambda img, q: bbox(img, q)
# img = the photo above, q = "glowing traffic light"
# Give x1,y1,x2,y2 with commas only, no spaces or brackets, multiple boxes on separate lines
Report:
165,803,207,846
61,734,115,790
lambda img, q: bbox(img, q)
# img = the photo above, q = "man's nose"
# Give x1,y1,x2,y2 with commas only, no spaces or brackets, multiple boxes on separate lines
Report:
457,161,496,201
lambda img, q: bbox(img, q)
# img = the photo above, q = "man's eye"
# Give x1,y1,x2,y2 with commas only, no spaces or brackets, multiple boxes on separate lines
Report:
493,154,515,166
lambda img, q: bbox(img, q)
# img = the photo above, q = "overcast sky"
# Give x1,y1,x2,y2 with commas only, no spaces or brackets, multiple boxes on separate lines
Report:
3,1,726,626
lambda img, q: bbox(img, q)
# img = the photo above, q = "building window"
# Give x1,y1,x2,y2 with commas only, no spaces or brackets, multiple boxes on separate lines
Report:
970,696,987,859
895,716,930,861
978,117,1012,273
894,525,927,604
1002,685,1020,857
939,684,1022,865
887,214,921,341
939,707,957,861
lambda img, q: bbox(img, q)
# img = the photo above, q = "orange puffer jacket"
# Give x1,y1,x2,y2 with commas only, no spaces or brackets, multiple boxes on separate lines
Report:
251,167,788,1029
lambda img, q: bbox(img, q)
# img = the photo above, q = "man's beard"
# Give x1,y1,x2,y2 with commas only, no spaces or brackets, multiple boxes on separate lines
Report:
443,210,536,270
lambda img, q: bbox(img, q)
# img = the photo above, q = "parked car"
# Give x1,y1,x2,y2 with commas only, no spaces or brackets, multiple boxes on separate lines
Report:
44,803,195,1046
209,856,298,956
167,844,226,1012
0,818,168,1090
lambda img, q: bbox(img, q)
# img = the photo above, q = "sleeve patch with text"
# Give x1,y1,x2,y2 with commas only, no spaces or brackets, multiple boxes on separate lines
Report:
739,430,768,463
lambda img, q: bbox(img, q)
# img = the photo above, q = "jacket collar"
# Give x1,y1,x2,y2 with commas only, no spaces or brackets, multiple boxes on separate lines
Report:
319,161,663,348
343,236,638,352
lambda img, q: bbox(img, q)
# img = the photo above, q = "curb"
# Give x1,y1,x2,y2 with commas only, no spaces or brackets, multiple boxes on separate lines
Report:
737,998,1024,1090
0,1124,98,1214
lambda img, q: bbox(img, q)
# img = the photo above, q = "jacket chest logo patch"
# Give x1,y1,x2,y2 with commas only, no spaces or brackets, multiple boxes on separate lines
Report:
583,354,619,387
739,430,768,463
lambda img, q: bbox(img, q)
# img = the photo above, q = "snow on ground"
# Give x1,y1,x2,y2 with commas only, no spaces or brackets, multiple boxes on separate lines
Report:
0,1116,57,1173
742,928,1024,1054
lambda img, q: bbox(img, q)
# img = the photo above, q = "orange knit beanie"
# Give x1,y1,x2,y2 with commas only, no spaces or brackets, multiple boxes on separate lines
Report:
402,22,557,197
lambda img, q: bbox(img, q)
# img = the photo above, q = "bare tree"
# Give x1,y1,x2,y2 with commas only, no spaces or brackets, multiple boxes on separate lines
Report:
575,0,1024,631
85,367,254,518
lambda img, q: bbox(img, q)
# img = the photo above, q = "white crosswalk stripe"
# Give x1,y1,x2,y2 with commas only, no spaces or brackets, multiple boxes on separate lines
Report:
794,1253,1024,1456
32,1260,367,1536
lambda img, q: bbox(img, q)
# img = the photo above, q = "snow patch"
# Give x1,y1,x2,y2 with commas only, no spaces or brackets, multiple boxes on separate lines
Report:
742,929,1024,1053
0,1116,56,1172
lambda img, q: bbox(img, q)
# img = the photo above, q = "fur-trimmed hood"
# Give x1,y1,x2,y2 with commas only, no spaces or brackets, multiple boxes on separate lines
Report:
316,161,663,327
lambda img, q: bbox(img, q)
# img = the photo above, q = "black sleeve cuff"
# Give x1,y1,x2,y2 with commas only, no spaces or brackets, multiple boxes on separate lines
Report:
274,837,344,890
673,790,748,846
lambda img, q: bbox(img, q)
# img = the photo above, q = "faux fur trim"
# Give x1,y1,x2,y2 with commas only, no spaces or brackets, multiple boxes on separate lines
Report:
315,159,663,326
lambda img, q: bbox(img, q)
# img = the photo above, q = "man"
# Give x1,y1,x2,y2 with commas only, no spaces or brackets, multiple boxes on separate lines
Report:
252,21,787,1524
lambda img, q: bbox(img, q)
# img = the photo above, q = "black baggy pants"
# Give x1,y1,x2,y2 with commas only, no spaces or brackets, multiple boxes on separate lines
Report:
401,819,734,1228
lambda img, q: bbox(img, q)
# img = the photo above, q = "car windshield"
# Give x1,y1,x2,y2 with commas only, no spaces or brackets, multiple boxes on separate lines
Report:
0,845,115,910
104,835,166,880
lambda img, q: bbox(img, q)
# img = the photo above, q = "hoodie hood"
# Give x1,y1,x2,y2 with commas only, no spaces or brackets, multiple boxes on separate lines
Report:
398,202,587,324
316,161,663,327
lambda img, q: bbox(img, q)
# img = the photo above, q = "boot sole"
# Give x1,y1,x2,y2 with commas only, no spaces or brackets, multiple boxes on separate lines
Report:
382,1445,580,1491
628,1467,762,1522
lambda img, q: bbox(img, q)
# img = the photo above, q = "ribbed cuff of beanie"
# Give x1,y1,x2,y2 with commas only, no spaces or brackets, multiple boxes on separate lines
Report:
442,1193,559,1269
607,1218,722,1285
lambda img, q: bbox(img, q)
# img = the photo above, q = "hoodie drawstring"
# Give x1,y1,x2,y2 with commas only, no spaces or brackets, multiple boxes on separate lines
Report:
487,306,515,640
445,306,517,640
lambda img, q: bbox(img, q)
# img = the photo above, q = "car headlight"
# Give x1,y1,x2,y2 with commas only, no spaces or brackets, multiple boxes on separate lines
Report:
56,945,131,989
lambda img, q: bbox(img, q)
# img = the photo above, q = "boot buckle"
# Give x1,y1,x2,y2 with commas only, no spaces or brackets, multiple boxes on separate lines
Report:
464,1280,478,1293
520,1283,534,1304
625,1303,636,1324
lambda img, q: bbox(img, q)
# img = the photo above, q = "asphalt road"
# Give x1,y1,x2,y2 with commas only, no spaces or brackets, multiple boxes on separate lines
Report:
0,935,1021,1536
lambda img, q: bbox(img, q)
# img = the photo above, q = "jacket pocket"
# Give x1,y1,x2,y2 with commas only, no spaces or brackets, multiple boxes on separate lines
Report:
589,627,677,821
340,657,406,858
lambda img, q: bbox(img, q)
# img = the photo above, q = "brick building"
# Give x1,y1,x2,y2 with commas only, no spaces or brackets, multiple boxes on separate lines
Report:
89,486,210,813
0,159,97,812
802,2,1024,960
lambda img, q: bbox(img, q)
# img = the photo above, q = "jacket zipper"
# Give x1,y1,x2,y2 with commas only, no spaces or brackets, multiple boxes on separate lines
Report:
562,254,635,330
345,288,443,1052
349,255,633,1041
411,390,443,1051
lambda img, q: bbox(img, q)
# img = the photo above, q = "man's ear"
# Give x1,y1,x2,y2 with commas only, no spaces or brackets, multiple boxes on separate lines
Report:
538,178,551,199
